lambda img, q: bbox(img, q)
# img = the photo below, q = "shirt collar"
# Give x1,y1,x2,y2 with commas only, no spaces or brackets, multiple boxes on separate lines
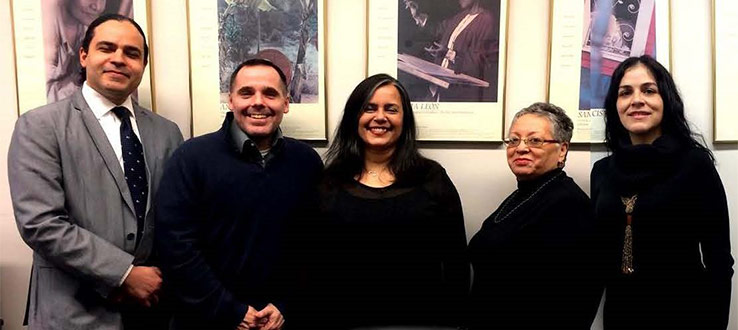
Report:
82,82,135,120
229,114,284,154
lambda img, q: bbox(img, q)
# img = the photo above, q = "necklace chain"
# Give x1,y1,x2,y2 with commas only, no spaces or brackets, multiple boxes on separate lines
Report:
363,167,392,184
493,172,564,223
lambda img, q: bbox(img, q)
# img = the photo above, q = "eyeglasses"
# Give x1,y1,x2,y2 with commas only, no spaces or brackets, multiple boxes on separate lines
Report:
503,136,561,148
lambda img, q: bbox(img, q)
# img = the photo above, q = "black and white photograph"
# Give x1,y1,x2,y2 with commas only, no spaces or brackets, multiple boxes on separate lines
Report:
397,0,501,103
41,0,134,102
368,0,507,141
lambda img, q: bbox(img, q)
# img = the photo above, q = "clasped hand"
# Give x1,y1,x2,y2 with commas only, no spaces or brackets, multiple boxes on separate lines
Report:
425,42,456,63
110,266,163,308
238,304,284,330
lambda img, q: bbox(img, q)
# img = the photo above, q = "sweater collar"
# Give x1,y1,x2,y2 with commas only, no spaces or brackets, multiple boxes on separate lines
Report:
517,168,564,193
609,134,684,194
226,112,284,154
222,112,285,165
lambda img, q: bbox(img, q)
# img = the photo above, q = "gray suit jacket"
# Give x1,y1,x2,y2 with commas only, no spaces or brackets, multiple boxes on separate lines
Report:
8,90,184,330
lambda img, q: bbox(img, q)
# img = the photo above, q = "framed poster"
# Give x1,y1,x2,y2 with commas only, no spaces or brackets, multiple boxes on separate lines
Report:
368,0,508,142
548,0,670,143
713,0,738,142
187,0,326,140
11,0,153,114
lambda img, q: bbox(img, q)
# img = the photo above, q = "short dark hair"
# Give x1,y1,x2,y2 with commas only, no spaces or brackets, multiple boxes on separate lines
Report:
228,58,289,95
512,102,574,143
603,55,712,159
325,73,424,184
79,14,149,83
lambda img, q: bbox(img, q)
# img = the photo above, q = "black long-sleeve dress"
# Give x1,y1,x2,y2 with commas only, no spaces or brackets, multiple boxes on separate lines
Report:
303,159,469,329
468,169,602,329
591,135,733,329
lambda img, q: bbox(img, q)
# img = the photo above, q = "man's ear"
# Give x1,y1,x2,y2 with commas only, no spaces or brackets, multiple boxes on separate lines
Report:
79,47,88,68
227,93,235,110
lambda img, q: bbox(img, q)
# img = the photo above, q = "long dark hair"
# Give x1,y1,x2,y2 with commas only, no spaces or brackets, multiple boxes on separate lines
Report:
603,55,712,160
325,74,425,184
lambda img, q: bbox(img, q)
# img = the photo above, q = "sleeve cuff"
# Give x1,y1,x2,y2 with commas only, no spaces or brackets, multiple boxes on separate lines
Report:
118,264,134,286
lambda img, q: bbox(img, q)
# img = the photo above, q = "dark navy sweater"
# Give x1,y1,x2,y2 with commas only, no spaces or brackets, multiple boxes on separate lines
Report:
155,115,322,330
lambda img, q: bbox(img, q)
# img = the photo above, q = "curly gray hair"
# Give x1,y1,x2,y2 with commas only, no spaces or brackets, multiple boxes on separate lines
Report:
512,102,574,143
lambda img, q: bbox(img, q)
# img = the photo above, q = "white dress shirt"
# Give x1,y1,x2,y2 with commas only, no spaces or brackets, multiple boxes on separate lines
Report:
81,82,142,286
81,82,142,170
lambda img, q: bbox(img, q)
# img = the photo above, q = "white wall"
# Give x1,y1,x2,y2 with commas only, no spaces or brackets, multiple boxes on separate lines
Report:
0,0,32,329
1,1,736,329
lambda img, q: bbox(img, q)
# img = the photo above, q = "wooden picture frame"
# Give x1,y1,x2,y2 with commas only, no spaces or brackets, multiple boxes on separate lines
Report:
11,0,153,114
547,0,670,143
712,0,738,142
187,0,327,140
367,0,508,142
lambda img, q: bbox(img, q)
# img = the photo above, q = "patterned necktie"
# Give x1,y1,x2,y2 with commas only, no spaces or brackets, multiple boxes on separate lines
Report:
111,106,147,245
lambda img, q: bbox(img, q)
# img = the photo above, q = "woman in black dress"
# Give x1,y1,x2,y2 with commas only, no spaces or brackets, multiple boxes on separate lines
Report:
308,74,469,329
591,55,733,329
468,102,601,329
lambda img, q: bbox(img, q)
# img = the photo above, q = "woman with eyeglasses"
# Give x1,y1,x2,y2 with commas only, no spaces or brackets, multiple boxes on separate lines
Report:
592,55,732,329
467,102,601,329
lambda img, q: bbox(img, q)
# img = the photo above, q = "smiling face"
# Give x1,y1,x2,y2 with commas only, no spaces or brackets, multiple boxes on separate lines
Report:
506,114,568,181
228,64,289,150
69,0,106,26
616,63,664,145
458,0,476,9
358,84,404,153
80,19,145,105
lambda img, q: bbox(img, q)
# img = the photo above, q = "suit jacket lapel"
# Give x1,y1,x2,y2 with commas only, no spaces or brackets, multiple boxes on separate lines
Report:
72,91,137,215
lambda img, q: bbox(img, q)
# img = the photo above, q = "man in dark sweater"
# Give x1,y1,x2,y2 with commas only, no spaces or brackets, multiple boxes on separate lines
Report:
155,59,322,330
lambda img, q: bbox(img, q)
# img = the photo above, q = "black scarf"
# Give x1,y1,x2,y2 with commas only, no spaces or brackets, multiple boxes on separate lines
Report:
608,134,686,195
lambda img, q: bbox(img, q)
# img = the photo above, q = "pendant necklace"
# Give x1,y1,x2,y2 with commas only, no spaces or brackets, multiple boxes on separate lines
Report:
363,168,393,185
493,172,563,223
620,194,638,275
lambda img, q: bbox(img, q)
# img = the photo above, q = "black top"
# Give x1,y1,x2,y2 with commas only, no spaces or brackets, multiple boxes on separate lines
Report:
591,135,733,329
155,113,323,330
468,169,601,329
300,159,469,329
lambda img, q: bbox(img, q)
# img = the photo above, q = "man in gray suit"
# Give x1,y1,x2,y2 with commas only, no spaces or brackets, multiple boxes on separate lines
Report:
8,14,183,329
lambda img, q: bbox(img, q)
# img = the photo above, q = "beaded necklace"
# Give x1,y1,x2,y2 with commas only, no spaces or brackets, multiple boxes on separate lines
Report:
620,194,638,274
493,171,563,223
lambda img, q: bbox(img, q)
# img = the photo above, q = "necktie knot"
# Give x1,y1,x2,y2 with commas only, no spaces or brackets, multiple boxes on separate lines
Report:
111,106,130,120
